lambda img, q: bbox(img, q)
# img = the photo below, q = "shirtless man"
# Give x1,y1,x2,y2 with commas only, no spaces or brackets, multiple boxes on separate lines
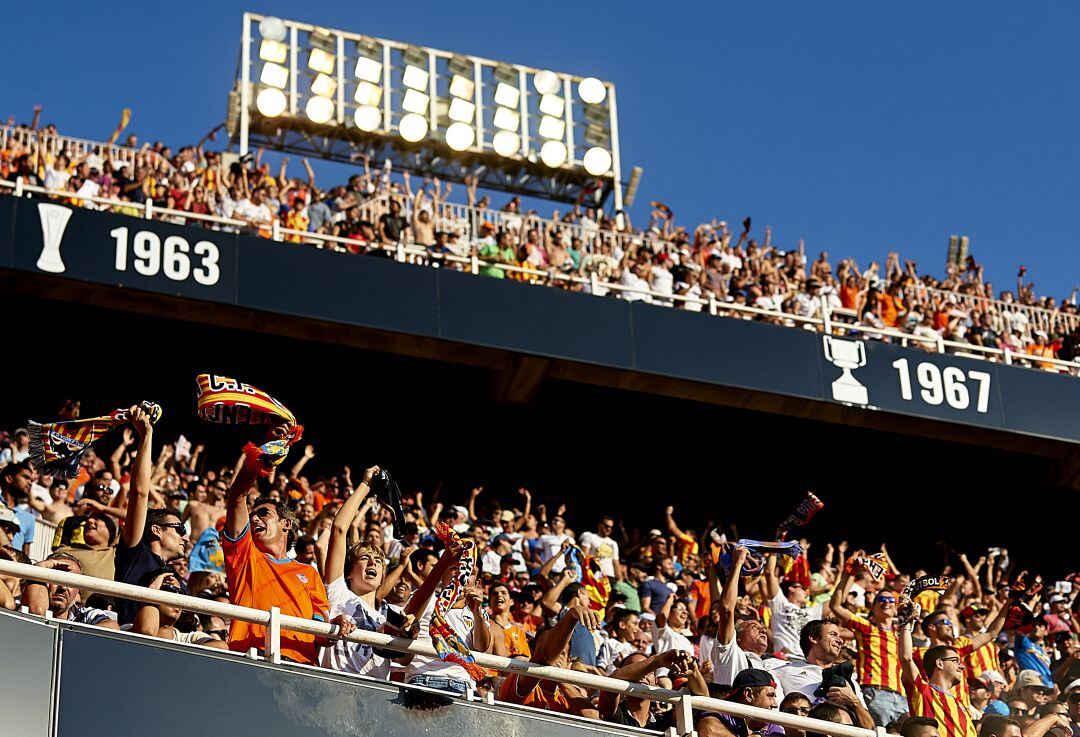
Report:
40,480,74,524
182,488,226,542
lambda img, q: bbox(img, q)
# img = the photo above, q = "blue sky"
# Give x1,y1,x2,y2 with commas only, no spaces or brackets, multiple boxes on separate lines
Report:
7,1,1079,298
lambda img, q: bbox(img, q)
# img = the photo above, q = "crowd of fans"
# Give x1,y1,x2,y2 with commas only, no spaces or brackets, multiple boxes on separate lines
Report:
2,109,1078,374
0,409,1077,737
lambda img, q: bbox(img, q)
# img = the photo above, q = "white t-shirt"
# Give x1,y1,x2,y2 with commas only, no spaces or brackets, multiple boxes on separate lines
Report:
320,577,391,679
698,633,716,670
406,596,485,684
771,658,865,705
652,621,695,677
44,167,71,192
233,199,272,226
537,534,571,573
770,590,822,657
578,532,619,578
596,635,638,675
710,637,784,699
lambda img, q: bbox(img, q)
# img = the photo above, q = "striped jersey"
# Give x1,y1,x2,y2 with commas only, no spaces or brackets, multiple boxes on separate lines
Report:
908,676,977,737
965,639,1000,680
915,637,974,705
847,615,904,692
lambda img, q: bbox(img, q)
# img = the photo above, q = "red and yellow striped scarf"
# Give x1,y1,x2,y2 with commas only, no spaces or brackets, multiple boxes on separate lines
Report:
430,524,486,682
29,401,162,478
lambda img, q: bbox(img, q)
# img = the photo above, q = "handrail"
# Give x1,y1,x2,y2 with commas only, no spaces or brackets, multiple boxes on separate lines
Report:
0,124,175,173
904,282,1079,339
0,559,877,737
1,178,1075,376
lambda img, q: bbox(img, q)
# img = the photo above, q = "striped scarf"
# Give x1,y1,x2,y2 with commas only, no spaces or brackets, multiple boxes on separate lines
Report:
430,524,486,682
565,543,612,612
717,539,804,577
195,374,302,475
28,401,162,478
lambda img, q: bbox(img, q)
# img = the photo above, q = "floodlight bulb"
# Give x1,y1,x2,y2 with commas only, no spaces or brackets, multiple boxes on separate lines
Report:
582,147,612,176
533,70,560,96
354,56,382,82
354,104,382,132
354,81,382,106
308,48,335,75
494,82,520,109
399,113,428,142
492,130,520,157
305,95,335,124
258,39,288,64
538,115,565,141
449,74,475,100
401,89,430,115
260,62,288,89
255,88,287,118
448,97,475,124
445,122,475,151
493,106,520,131
539,93,564,117
578,77,606,104
259,17,287,42
310,73,337,98
402,64,429,90
539,140,568,168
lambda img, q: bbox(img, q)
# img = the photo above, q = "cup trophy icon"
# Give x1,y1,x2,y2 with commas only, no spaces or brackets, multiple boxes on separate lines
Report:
36,203,72,274
822,335,869,405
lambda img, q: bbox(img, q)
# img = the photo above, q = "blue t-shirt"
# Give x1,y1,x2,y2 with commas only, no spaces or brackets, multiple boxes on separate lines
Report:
1014,634,1053,686
10,507,36,550
559,608,597,666
639,577,674,615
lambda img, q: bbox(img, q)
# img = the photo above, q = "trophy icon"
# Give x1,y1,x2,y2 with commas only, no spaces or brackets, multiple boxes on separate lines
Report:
822,335,869,405
36,203,73,274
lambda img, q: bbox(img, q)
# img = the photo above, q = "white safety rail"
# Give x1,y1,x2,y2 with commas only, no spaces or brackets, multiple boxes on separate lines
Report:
2,178,1077,377
0,125,175,173
0,559,879,737
904,282,1079,343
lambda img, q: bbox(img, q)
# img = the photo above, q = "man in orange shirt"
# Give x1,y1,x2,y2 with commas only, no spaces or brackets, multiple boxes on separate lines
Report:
899,607,976,737
223,429,353,665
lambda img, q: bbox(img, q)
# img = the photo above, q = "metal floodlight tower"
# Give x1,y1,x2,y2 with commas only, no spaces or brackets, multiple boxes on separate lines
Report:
230,12,625,208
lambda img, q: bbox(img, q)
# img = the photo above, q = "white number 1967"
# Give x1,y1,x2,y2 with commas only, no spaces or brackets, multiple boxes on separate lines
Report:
111,227,220,286
892,358,991,413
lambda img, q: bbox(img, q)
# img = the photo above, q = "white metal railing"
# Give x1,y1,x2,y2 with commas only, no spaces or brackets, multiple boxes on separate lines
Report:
904,282,1079,341
2,178,1077,377
0,559,878,737
0,125,175,174
28,518,57,563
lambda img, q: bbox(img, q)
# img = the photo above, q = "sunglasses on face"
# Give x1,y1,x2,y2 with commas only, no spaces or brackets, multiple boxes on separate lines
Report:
1067,693,1080,703
158,522,186,533
875,595,897,604
932,619,953,627
251,507,277,521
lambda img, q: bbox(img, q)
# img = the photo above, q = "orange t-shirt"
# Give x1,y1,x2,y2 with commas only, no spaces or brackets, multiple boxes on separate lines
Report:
223,525,329,664
879,293,904,327
495,620,532,658
840,285,859,310
1026,344,1055,369
498,673,571,713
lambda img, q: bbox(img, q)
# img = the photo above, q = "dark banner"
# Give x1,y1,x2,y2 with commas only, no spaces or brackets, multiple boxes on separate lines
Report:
1,196,1076,445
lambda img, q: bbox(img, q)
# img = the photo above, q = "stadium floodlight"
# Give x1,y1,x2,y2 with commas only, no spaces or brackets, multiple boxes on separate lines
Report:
260,62,289,89
259,16,287,41
492,129,520,157
354,104,382,132
402,64,429,90
307,48,335,75
448,97,475,124
449,74,474,100
493,107,520,131
538,115,565,141
399,112,428,142
259,39,288,64
534,70,560,95
305,95,335,124
494,82,520,109
255,87,288,117
310,73,337,98
402,89,430,115
539,140,567,168
445,122,475,151
582,146,612,176
354,56,382,82
539,93,564,118
578,77,606,105
354,81,382,106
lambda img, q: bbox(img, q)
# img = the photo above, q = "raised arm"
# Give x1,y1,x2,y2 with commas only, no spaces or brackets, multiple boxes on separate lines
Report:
289,444,314,479
830,569,856,624
897,598,921,688
717,546,748,645
403,539,461,618
540,568,574,616
957,553,983,599
765,552,781,599
121,406,155,548
598,649,679,718
969,600,1008,650
514,487,532,531
323,465,378,584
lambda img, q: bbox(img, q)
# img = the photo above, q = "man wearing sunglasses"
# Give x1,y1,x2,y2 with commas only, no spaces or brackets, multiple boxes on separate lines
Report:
915,605,1008,708
899,603,976,737
832,567,907,727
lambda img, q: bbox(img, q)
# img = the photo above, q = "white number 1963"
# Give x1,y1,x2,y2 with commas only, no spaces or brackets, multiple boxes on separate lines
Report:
111,227,220,285
892,358,991,413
